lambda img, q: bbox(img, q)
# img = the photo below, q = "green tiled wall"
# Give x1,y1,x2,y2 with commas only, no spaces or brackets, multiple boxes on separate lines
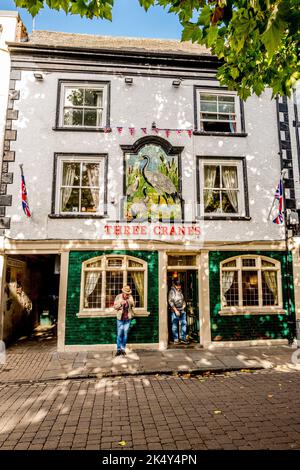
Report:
209,251,295,342
65,250,158,345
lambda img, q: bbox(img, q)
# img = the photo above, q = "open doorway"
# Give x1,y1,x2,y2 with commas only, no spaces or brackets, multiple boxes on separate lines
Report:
167,267,200,347
3,254,60,349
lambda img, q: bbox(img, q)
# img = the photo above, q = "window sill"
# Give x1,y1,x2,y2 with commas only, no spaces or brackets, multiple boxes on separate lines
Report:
52,126,111,132
77,309,150,318
193,131,247,137
219,308,287,316
48,213,107,219
197,216,251,221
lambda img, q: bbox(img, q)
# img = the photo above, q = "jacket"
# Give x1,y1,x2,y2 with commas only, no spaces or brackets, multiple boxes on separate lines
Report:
168,286,186,311
113,294,135,320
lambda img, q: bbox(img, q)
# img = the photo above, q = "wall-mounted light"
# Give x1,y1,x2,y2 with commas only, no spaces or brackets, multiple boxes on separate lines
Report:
151,121,156,129
34,72,44,81
125,77,133,85
172,79,181,88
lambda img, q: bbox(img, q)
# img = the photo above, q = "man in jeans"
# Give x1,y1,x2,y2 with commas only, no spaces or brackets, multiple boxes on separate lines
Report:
114,285,135,356
168,279,188,345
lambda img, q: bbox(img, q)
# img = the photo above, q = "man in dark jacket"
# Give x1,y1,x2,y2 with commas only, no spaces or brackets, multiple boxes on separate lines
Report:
168,279,188,345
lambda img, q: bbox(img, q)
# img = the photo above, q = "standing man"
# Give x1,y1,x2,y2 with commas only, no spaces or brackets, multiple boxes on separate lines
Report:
168,279,188,345
114,285,135,356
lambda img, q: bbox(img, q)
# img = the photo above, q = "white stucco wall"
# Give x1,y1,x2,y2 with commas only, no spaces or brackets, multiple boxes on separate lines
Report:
5,69,285,243
0,11,18,174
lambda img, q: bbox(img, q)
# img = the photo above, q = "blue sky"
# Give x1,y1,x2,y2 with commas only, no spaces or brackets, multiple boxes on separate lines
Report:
1,0,182,38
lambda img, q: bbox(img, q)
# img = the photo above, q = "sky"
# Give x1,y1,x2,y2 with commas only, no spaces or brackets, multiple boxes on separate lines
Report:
0,0,183,39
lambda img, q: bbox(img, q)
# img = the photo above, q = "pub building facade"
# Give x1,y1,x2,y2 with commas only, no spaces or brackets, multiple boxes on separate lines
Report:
0,20,297,351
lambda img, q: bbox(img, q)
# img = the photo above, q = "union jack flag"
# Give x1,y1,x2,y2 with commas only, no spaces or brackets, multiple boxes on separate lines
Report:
20,166,31,218
273,178,284,225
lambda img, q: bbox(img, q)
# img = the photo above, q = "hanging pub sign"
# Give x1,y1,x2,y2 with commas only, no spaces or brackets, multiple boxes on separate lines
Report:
102,222,202,241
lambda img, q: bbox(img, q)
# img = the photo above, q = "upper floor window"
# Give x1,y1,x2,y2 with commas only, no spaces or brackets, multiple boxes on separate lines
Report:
52,154,107,216
220,255,284,314
195,88,244,134
197,157,249,219
57,81,110,129
79,255,148,316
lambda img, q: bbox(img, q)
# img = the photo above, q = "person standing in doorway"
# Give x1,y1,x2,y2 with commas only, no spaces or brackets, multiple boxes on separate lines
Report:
114,285,135,356
168,279,188,345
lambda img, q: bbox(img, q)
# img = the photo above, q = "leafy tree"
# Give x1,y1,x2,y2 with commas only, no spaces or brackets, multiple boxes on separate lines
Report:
14,0,299,99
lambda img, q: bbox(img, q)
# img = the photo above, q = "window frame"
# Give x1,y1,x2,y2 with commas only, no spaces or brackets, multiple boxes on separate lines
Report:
78,254,150,318
219,255,286,315
55,80,110,131
196,156,250,220
51,153,108,218
194,86,246,136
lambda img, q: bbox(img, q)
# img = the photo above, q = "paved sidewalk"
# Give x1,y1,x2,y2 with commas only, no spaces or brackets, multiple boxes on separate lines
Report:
0,331,299,384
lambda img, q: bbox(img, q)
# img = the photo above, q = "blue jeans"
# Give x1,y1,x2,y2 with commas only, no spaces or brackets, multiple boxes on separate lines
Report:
117,319,131,351
171,310,187,342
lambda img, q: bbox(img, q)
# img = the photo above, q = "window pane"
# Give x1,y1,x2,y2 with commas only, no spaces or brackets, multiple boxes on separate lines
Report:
262,271,278,306
127,271,144,308
262,260,275,267
86,260,102,268
62,162,80,186
61,188,80,212
81,189,98,212
219,95,235,103
85,272,102,308
82,163,99,187
222,190,238,213
107,258,123,267
219,103,235,113
242,259,256,267
202,120,234,133
201,101,218,112
218,114,233,121
65,88,84,106
242,271,259,306
204,190,221,213
63,108,83,126
222,260,236,268
204,165,220,188
83,109,98,127
221,166,238,189
128,259,144,267
84,89,103,107
201,94,217,102
105,271,124,308
168,255,196,266
222,270,239,306
201,112,218,121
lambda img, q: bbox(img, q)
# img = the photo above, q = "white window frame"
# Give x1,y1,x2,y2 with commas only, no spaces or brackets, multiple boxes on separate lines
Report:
199,158,246,217
197,89,241,133
58,82,108,129
78,255,150,318
219,255,286,315
55,155,106,215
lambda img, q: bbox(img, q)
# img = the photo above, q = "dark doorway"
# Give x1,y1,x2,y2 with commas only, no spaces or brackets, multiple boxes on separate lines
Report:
167,270,200,346
3,254,60,348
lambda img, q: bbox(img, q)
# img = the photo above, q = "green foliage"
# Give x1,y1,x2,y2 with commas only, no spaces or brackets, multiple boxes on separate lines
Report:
14,0,299,98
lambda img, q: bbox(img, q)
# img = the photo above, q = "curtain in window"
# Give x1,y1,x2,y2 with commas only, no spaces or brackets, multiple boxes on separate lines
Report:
222,271,235,305
62,164,76,211
222,167,238,213
84,272,101,307
263,271,278,304
204,166,217,210
87,164,100,210
130,271,144,306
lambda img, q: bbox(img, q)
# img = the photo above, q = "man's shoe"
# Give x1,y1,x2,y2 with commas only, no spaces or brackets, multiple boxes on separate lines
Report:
180,339,189,345
173,340,180,345
121,350,126,356
115,350,122,356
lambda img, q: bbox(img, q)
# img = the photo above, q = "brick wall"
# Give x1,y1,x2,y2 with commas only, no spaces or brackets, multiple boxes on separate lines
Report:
209,251,295,342
65,250,159,345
